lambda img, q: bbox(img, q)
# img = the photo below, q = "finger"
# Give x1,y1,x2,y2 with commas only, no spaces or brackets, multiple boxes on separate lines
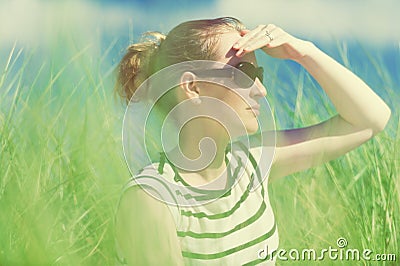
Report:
264,24,277,34
234,24,277,52
236,27,280,56
241,39,271,55
266,31,287,47
235,29,271,56
233,24,268,49
264,31,288,48
239,29,250,36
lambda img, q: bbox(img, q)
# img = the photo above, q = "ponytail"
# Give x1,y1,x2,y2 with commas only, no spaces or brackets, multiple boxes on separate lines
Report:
115,32,165,103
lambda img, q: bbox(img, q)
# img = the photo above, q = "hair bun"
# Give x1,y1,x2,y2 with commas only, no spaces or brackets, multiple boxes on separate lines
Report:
116,32,166,103
142,31,166,48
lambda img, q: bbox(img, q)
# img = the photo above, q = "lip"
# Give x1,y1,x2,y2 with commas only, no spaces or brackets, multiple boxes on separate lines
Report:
246,105,260,116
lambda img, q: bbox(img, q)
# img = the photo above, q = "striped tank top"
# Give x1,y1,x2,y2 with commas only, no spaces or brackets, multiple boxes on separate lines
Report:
115,144,279,265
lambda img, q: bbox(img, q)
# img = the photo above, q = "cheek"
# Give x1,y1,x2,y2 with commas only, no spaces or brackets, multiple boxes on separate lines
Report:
201,84,250,111
200,83,226,99
221,90,250,110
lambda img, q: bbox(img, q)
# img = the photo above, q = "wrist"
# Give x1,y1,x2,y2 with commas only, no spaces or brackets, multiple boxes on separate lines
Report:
293,41,319,64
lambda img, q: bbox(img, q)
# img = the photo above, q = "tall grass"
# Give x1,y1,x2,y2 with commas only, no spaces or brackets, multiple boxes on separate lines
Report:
0,36,129,264
0,31,398,265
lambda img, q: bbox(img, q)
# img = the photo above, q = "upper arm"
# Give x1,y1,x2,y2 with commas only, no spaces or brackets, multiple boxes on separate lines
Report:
115,186,184,266
268,115,374,181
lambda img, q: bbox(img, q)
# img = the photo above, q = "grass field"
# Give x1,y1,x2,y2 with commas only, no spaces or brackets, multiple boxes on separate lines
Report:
0,29,398,265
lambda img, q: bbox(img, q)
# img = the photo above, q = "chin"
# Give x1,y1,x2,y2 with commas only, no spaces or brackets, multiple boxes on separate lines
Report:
245,120,259,135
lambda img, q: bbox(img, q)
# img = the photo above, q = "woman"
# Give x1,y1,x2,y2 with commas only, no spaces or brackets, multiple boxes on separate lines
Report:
114,17,391,265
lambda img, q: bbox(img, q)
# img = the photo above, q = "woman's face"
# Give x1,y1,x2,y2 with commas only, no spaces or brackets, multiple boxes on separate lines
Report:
198,30,267,135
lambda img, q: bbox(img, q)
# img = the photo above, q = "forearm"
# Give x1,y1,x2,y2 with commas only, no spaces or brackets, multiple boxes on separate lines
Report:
295,42,391,134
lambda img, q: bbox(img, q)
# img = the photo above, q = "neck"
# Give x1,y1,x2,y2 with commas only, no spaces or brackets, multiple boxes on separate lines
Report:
177,117,229,185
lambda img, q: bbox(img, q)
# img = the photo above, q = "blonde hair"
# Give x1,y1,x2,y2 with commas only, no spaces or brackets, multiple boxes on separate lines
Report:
115,17,245,103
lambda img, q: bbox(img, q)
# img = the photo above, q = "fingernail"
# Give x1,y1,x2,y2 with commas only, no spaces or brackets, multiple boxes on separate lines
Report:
236,49,243,57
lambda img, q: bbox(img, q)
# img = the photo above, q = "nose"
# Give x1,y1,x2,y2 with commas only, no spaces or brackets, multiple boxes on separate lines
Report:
251,78,267,98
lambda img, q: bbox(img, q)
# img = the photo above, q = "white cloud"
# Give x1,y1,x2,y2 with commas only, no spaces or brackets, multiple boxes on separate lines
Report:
215,0,400,43
0,0,148,46
1,0,398,47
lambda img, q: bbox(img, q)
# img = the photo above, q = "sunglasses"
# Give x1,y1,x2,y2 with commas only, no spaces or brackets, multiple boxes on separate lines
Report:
192,62,264,88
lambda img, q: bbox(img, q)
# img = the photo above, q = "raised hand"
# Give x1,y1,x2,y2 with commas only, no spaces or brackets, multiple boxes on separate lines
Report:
232,24,311,62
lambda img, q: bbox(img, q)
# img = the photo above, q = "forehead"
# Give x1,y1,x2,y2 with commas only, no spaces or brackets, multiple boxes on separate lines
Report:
215,31,258,67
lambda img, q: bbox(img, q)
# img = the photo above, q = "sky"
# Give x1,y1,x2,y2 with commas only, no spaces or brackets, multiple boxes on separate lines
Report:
0,0,398,133
1,0,400,47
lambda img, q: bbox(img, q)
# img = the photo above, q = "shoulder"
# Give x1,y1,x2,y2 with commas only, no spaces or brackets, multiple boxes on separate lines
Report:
115,185,184,265
117,161,182,221
116,185,171,223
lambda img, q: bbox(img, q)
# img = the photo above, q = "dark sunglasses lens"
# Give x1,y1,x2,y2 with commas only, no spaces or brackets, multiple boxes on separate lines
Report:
257,69,264,83
235,62,263,88
235,76,253,88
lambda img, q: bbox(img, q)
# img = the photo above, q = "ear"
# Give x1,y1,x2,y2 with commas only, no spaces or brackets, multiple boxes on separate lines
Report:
180,71,199,99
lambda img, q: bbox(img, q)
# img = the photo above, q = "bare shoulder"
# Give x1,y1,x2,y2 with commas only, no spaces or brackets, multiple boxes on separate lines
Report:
115,186,184,265
117,185,168,217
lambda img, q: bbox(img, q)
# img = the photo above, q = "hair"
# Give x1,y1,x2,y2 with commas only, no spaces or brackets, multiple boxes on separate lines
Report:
115,17,245,104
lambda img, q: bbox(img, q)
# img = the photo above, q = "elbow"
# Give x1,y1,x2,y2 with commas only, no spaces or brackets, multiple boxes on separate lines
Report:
371,105,392,135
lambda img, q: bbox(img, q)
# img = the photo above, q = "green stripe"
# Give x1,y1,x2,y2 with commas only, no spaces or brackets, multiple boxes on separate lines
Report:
175,190,227,201
180,175,263,219
162,151,238,196
173,157,242,202
134,175,179,205
157,152,166,174
181,221,277,260
177,199,266,238
235,141,262,182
